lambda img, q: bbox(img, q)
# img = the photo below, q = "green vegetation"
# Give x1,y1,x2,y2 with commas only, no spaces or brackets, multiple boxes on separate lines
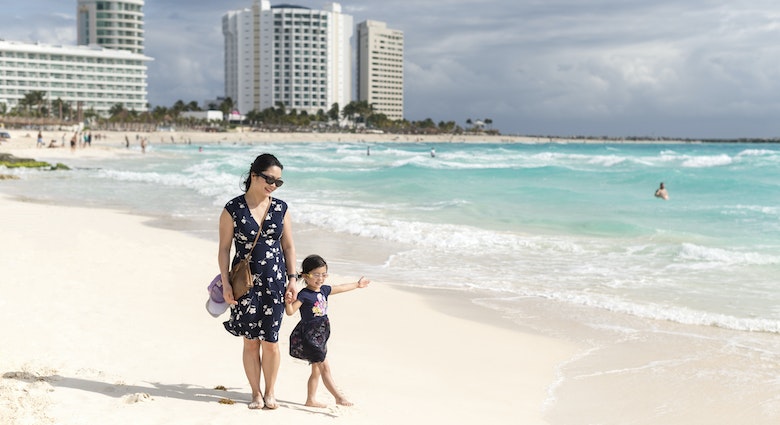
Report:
0,90,499,136
0,153,70,171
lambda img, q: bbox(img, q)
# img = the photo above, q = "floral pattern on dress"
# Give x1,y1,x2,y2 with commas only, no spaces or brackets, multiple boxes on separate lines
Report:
222,195,288,342
289,286,332,363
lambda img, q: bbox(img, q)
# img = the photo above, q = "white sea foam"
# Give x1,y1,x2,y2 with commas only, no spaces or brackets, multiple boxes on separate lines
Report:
528,290,780,333
9,141,780,336
681,154,733,168
737,149,779,157
676,243,780,267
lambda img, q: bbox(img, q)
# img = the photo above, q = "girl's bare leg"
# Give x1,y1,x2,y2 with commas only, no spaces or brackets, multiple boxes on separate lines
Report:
305,363,326,407
242,338,264,409
260,340,280,409
317,359,353,406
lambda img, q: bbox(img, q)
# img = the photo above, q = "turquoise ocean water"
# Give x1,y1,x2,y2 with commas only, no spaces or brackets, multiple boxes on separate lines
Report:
3,141,780,333
6,139,780,422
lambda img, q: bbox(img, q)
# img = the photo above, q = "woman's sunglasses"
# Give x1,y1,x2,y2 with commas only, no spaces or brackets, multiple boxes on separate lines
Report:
255,172,284,187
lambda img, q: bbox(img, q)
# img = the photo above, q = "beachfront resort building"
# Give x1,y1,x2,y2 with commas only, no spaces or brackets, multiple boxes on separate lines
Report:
0,40,151,115
77,0,146,54
356,20,404,120
223,1,353,116
0,0,151,116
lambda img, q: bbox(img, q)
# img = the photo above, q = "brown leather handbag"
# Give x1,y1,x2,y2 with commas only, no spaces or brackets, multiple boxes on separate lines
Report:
229,198,271,300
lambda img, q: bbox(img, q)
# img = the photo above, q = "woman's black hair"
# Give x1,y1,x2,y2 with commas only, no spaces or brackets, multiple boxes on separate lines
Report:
243,153,283,192
301,254,328,274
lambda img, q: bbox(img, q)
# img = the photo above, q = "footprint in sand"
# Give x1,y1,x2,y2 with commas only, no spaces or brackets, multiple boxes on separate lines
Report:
124,392,153,403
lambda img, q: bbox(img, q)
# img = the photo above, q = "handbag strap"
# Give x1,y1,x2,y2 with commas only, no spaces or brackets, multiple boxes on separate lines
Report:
243,196,272,260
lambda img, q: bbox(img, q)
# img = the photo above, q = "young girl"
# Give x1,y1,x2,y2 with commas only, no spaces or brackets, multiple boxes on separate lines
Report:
284,254,370,407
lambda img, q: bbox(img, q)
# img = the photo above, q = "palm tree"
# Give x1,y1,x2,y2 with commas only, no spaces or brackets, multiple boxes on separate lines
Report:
51,98,73,120
438,120,457,133
342,100,373,125
219,97,235,122
151,106,169,122
274,101,286,116
109,103,128,122
20,90,47,116
327,103,340,122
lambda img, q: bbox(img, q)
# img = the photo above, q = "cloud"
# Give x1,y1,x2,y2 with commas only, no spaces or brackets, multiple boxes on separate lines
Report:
4,1,780,137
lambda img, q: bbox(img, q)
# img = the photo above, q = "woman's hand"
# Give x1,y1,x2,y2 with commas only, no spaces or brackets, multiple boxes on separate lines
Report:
222,279,238,305
285,281,298,303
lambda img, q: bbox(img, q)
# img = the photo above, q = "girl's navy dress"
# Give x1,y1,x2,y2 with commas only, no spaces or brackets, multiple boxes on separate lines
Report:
289,285,332,363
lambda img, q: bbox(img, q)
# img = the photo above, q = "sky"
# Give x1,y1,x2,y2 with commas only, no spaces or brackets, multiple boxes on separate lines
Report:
3,0,780,138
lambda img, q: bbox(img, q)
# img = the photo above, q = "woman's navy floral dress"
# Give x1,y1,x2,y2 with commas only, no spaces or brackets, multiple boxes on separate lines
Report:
223,195,289,342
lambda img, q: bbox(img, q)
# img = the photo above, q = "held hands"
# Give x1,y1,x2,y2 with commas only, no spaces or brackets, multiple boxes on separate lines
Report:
284,290,295,304
285,279,299,304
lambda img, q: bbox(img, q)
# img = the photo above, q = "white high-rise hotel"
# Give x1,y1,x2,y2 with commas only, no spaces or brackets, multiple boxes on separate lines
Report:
223,1,404,120
0,0,150,116
223,1,353,116
357,20,404,120
77,0,146,54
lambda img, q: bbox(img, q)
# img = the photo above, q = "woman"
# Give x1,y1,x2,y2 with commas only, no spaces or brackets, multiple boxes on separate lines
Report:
218,153,298,410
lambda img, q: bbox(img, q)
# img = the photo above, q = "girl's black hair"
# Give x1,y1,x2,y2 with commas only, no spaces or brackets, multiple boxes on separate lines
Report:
243,153,283,192
301,254,328,274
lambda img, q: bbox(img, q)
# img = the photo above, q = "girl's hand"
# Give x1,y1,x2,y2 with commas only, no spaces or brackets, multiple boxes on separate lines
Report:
284,291,295,304
357,276,371,288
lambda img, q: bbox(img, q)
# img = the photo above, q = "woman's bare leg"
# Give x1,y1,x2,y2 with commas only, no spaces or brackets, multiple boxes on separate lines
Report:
260,340,280,409
305,363,326,407
242,338,264,409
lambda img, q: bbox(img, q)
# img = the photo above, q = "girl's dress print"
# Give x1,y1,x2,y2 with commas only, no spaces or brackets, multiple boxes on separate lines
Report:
223,195,289,343
289,286,333,363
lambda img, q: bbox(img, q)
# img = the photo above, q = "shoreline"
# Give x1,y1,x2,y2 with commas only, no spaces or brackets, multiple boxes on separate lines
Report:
0,193,578,424
0,128,704,150
3,193,780,424
4,131,780,423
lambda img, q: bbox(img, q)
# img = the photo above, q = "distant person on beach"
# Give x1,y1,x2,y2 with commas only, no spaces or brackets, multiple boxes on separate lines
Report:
284,254,370,407
430,147,436,158
70,133,77,151
218,153,299,410
125,135,130,149
366,146,370,156
140,137,147,154
655,182,669,200
36,132,44,148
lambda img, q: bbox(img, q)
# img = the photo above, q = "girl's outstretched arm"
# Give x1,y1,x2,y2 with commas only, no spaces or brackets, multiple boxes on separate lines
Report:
330,276,371,295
